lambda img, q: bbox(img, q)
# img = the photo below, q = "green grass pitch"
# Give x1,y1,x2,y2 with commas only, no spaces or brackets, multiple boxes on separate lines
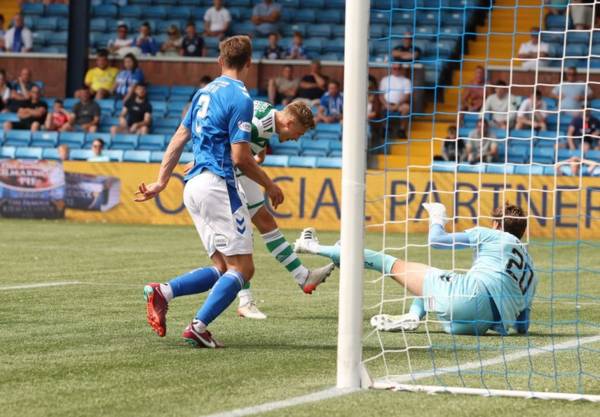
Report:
1,218,599,417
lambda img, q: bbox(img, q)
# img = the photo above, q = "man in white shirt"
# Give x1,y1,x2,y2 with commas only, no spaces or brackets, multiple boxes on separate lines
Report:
517,27,550,70
484,80,516,129
515,89,548,131
107,23,135,56
204,0,231,39
3,14,32,53
379,64,412,137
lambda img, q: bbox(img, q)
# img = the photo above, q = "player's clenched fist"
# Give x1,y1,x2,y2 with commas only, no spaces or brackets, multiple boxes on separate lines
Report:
135,181,166,202
266,182,284,209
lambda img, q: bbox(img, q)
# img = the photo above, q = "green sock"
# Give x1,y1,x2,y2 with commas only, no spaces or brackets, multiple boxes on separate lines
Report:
242,281,250,290
262,229,309,285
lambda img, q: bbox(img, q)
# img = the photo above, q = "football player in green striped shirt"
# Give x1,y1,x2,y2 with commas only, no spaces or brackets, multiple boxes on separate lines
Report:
186,100,334,319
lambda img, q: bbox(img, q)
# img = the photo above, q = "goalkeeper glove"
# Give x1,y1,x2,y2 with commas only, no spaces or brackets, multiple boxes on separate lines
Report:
422,203,449,227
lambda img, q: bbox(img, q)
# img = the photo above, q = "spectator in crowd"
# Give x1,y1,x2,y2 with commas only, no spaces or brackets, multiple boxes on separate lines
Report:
107,23,135,56
515,89,548,131
136,22,159,56
3,14,32,53
483,80,516,129
88,138,110,162
0,14,5,51
517,27,550,70
58,144,69,162
111,83,152,135
180,22,205,57
379,63,411,137
392,33,421,62
461,65,485,112
556,156,600,176
160,25,183,56
570,0,593,30
8,67,34,112
263,32,285,60
296,60,328,104
2,84,47,132
286,32,307,60
44,99,71,132
204,0,231,39
315,80,343,124
268,64,299,105
465,118,498,164
113,53,144,102
435,125,465,162
545,0,568,29
84,49,118,99
0,69,11,112
550,67,593,114
63,87,101,133
367,75,383,147
252,0,282,36
565,110,600,152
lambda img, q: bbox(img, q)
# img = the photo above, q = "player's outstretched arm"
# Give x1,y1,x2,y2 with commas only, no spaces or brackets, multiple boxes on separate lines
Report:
231,142,284,209
135,124,190,202
423,203,471,250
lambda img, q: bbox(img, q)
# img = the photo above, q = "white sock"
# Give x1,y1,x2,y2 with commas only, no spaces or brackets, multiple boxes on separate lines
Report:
159,283,173,303
192,319,207,333
238,288,253,306
291,265,310,286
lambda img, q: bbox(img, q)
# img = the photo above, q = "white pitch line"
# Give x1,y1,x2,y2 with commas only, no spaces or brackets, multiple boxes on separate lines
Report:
0,281,81,291
203,334,600,417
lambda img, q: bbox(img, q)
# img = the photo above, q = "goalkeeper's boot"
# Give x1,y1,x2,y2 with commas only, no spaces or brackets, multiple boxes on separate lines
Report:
370,312,421,332
143,283,168,337
182,321,224,348
237,301,267,320
294,227,321,255
301,262,335,294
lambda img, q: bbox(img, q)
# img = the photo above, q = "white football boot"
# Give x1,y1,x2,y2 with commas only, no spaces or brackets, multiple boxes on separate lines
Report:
237,300,267,320
370,312,421,332
293,227,321,254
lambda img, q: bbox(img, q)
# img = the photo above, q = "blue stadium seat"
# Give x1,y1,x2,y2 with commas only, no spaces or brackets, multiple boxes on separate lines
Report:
395,11,414,25
271,139,301,156
233,22,255,36
46,4,69,17
288,156,317,168
92,4,118,18
21,3,45,16
42,148,60,161
119,5,143,19
532,146,555,164
180,152,194,164
510,130,534,139
301,0,324,7
566,32,590,45
47,32,68,47
111,134,139,150
15,147,42,160
97,99,115,114
316,157,342,169
63,98,78,110
170,86,196,97
70,149,93,160
282,23,306,37
150,151,165,163
330,149,342,158
143,7,167,19
294,9,316,23
457,163,485,173
4,130,31,147
281,0,300,7
36,17,59,31
316,10,343,24
150,101,168,116
105,150,124,162
156,20,182,34
486,164,515,175
167,101,188,116
84,133,112,149
565,44,588,57
123,150,151,163
167,9,192,21
31,132,58,148
0,112,19,123
432,161,457,173
546,14,567,31
59,132,85,148
557,148,579,160
0,146,16,159
323,38,345,54
586,150,600,162
302,140,330,157
263,155,289,167
0,130,4,144
508,142,530,163
137,134,166,151
309,25,332,39
514,165,544,176
57,17,69,32
154,117,180,131
253,37,270,51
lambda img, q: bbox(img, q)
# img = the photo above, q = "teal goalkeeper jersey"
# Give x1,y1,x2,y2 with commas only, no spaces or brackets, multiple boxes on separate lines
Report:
465,227,537,332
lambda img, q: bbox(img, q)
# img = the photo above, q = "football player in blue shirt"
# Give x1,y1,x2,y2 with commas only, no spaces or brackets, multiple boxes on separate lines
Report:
135,36,284,348
295,202,537,335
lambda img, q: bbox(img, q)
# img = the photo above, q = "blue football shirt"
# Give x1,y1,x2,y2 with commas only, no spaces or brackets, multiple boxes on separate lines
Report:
465,227,537,333
183,75,253,183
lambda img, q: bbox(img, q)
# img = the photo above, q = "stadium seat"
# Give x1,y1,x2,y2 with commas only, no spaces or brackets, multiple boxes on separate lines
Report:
557,148,580,160
15,147,42,160
58,132,85,148
167,9,192,21
233,22,255,36
316,10,343,24
180,152,194,164
31,132,59,148
508,142,531,163
153,118,180,134
84,132,112,149
533,147,555,164
0,146,16,159
150,101,168,115
514,165,544,176
263,155,289,167
294,10,316,23
150,151,165,163
170,86,196,98
41,148,60,161
323,38,345,54
457,163,485,173
111,134,139,150
105,150,124,162
565,44,588,58
486,164,515,175
57,17,69,32
316,157,342,169
69,149,93,161
510,129,534,139
546,14,567,31
63,98,79,110
137,134,166,151
432,161,457,173
93,4,118,18
90,18,107,32
566,32,590,45
46,4,69,17
123,150,151,163
4,130,31,147
586,150,600,162
0,112,19,123
97,99,115,114
143,6,167,19
270,140,301,156
119,5,143,19
167,101,188,116
302,140,330,157
36,17,59,31
288,156,317,168
301,0,324,7
47,32,68,47
282,23,306,37
21,3,45,16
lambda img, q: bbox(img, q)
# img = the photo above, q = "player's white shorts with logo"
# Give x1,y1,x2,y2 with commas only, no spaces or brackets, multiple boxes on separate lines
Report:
184,171,253,257
237,174,265,217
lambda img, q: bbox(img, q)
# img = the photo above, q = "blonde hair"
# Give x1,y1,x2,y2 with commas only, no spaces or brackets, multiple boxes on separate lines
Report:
219,35,252,71
284,101,315,130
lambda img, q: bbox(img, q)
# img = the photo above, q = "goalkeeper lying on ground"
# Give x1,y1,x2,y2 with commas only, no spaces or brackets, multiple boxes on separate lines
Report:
294,202,537,335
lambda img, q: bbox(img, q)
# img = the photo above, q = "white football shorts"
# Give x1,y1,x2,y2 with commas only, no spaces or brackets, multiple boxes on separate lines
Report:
237,174,266,217
184,171,253,258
